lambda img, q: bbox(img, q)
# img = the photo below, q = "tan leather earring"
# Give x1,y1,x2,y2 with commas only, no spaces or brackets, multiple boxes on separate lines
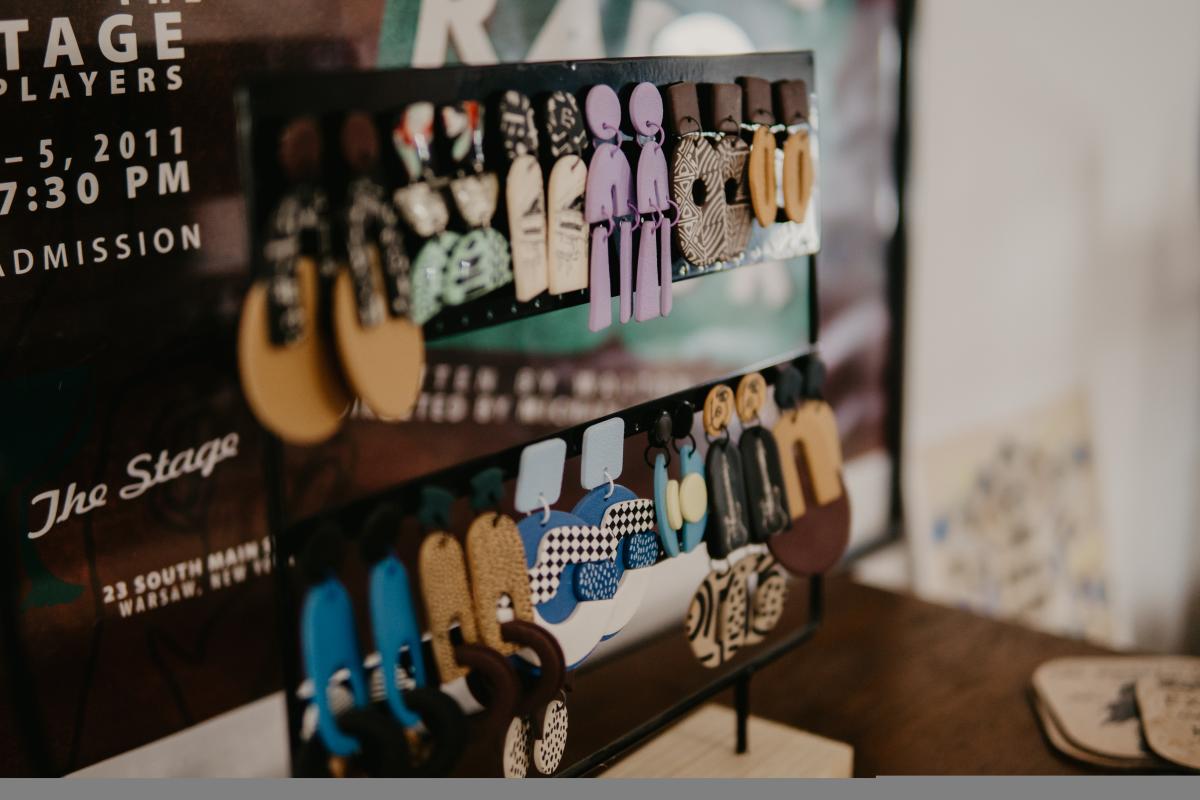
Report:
236,116,351,444
768,363,851,576
775,80,815,223
738,76,777,228
331,112,425,421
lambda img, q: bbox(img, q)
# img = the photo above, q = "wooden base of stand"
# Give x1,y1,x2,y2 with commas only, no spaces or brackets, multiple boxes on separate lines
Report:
600,704,853,778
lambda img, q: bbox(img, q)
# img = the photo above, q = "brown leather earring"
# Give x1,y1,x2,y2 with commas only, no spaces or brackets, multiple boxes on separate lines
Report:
738,76,778,228
666,82,726,267
708,83,753,260
236,116,352,445
774,80,815,223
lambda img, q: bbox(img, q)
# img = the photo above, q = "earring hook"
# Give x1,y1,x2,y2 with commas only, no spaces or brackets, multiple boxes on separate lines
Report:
538,493,551,525
603,468,615,500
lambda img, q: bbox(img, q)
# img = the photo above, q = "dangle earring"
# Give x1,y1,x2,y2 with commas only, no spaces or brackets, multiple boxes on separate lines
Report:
583,84,634,331
702,384,751,558
737,76,778,228
498,91,548,302
514,439,616,669
392,102,455,325
774,80,816,223
769,360,851,575
708,83,753,260
360,506,466,777
734,372,790,541
571,418,660,640
543,90,590,295
237,117,351,444
629,82,674,320
296,526,409,777
331,112,425,420
666,81,726,267
648,405,708,559
440,101,513,306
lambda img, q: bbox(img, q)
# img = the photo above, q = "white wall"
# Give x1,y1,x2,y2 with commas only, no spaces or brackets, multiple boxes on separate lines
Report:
906,0,1200,651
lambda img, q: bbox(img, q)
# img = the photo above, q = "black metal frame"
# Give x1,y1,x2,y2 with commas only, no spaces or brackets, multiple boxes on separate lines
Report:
266,275,827,775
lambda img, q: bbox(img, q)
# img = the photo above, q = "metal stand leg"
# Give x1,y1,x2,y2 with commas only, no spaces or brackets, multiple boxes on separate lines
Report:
735,672,751,754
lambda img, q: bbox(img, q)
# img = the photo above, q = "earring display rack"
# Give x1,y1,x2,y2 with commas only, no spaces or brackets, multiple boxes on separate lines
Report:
236,51,819,341
240,51,831,777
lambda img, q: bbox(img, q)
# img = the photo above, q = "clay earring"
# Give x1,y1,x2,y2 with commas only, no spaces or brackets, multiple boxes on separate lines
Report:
331,112,425,421
360,506,467,777
648,408,708,558
708,83,753,259
702,384,751,558
392,102,455,325
584,84,633,331
665,81,726,267
498,91,548,302
297,526,410,777
774,80,815,223
571,418,660,640
629,82,673,320
737,76,778,228
513,438,616,669
543,90,589,295
768,360,851,575
440,101,513,306
734,372,790,541
237,116,351,444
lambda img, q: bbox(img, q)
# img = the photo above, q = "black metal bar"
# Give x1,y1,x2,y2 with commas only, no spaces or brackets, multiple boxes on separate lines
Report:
734,673,751,755
556,583,821,778
279,347,820,557
262,433,303,774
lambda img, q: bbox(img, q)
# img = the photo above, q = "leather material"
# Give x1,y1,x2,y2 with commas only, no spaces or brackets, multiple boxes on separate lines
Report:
465,513,535,657
238,257,350,444
704,440,751,558
739,426,791,542
709,83,752,259
671,134,726,267
781,128,815,223
768,400,851,575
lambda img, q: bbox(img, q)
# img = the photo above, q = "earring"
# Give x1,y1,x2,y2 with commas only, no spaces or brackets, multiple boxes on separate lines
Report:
702,384,751,558
361,506,466,777
499,91,548,302
514,438,616,669
440,101,513,306
297,526,410,777
768,360,851,575
629,82,673,320
584,84,634,331
648,409,708,558
774,80,815,223
666,81,726,267
392,102,455,325
331,112,425,421
708,83,753,260
735,372,790,541
543,90,589,295
737,76,778,228
237,116,351,444
685,555,752,668
571,418,659,640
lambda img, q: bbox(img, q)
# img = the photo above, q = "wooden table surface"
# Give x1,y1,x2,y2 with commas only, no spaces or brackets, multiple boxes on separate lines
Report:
553,574,1112,777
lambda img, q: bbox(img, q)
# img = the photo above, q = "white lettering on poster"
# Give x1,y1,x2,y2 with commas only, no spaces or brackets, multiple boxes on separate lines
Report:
27,431,240,539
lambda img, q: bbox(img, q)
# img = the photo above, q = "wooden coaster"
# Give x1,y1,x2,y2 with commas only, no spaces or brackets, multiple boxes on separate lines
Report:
236,257,350,444
418,532,478,684
331,249,425,420
1136,666,1200,771
1033,656,1199,764
465,513,534,656
1031,692,1146,770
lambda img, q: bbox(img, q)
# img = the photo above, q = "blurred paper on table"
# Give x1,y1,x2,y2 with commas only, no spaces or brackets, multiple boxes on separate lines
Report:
910,391,1112,643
